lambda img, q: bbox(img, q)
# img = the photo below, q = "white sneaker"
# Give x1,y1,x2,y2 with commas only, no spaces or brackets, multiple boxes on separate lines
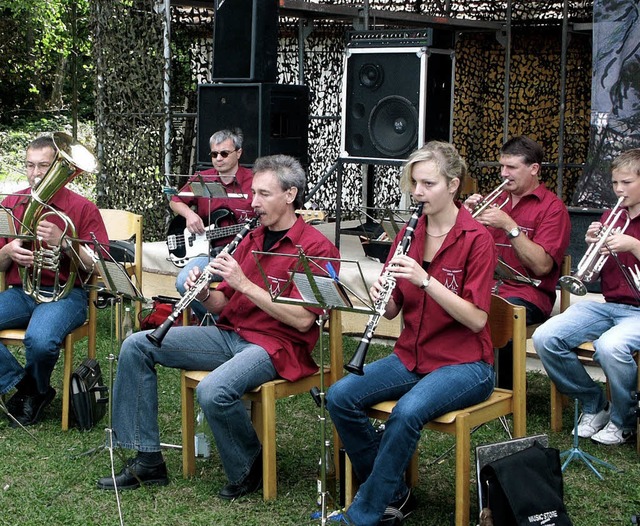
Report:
572,404,610,438
591,421,633,445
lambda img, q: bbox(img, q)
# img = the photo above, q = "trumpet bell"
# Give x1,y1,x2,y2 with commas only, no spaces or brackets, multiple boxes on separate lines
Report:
558,275,587,296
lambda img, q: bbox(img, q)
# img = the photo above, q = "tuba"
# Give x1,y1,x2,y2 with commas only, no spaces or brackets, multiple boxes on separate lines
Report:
19,132,98,303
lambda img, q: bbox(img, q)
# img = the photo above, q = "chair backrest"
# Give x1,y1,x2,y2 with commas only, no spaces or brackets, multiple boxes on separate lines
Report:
99,208,143,282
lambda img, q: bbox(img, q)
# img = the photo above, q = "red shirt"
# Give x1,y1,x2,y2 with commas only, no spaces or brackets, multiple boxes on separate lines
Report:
490,184,570,317
390,205,497,373
215,216,340,382
0,187,109,287
598,208,640,306
171,166,254,223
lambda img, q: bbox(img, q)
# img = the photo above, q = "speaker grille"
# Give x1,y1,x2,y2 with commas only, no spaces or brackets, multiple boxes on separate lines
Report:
369,96,419,157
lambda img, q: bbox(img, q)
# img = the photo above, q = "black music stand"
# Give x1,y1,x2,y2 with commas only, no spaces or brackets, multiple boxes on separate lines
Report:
253,248,374,525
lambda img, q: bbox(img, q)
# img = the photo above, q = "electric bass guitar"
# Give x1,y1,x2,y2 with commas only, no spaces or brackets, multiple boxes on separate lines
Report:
166,208,243,267
166,208,328,267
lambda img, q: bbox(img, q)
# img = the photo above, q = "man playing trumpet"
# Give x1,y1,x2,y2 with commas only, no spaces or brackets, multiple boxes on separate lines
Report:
464,136,570,387
534,148,640,445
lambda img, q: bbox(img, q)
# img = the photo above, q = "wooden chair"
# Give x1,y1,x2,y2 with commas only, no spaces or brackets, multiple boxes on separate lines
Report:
181,309,344,500
344,295,527,526
98,209,143,333
0,273,98,430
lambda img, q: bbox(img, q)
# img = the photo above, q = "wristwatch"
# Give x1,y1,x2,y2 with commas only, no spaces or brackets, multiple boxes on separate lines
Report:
420,276,431,290
506,226,521,240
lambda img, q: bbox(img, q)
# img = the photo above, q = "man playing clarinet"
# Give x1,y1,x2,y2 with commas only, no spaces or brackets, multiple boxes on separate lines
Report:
97,155,339,498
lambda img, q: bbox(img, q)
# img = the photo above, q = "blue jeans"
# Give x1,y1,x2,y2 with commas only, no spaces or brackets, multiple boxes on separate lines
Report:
111,325,276,484
533,300,640,431
326,353,494,526
0,287,88,395
175,256,221,321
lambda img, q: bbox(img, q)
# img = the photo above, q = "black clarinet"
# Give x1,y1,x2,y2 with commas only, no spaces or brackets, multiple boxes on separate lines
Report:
146,216,259,347
345,203,424,375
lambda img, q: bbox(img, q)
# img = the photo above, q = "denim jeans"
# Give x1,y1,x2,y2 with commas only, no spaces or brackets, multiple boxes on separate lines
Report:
533,300,640,431
111,325,276,484
175,256,222,321
326,353,494,526
0,287,88,395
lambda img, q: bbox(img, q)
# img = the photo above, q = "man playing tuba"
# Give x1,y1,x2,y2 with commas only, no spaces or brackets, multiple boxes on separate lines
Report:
0,135,109,427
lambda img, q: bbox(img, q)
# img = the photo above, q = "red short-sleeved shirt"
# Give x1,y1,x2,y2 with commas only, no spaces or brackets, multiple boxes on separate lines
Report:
170,166,254,223
490,184,570,317
598,209,640,306
0,187,110,287
215,216,340,382
390,205,497,373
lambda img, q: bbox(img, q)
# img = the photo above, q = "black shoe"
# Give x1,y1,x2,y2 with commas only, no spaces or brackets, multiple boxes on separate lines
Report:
9,387,55,427
4,391,27,421
218,451,263,500
97,457,169,490
379,490,417,525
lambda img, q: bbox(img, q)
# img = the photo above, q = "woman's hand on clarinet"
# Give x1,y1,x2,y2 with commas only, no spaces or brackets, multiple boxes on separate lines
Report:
388,254,428,288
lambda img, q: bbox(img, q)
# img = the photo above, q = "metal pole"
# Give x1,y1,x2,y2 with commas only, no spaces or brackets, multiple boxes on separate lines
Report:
503,0,512,142
557,0,569,198
162,0,172,182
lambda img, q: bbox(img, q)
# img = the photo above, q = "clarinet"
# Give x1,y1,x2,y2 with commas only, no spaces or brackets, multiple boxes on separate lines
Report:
344,203,424,375
146,216,260,347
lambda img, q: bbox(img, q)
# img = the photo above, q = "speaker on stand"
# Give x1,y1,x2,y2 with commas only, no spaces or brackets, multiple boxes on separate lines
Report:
340,38,454,163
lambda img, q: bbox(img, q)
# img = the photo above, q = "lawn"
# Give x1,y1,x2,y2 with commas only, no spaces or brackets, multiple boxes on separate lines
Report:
1,312,640,526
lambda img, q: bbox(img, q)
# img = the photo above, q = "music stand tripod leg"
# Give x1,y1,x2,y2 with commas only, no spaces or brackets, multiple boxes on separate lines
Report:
560,398,619,480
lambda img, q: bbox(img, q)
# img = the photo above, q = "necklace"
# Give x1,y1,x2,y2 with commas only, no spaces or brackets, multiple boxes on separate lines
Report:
427,229,451,238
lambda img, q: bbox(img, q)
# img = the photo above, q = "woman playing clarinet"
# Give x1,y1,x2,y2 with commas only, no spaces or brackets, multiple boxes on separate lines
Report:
326,141,497,525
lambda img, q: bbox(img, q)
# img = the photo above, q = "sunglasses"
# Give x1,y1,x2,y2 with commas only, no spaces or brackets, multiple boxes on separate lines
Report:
210,149,238,159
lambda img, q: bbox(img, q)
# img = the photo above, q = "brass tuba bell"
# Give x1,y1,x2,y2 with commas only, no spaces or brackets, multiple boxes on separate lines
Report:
19,132,98,303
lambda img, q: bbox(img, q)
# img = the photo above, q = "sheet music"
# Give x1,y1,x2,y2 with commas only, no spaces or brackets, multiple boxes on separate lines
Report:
0,209,15,237
291,272,352,309
96,259,143,300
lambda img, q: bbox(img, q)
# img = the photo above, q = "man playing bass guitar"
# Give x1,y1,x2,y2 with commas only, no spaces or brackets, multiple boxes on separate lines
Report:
169,128,255,320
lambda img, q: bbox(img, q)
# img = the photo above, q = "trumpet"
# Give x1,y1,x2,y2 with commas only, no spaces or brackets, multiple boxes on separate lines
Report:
146,216,259,347
345,203,424,375
471,179,510,218
559,196,629,296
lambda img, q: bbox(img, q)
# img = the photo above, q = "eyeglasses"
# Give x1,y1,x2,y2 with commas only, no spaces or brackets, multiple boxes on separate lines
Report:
210,149,238,159
25,162,52,172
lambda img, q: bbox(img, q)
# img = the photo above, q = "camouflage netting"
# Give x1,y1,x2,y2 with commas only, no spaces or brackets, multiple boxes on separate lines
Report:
92,0,594,241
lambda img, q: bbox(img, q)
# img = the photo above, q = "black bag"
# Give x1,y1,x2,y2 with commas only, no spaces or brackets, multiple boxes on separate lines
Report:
479,441,573,526
70,358,109,431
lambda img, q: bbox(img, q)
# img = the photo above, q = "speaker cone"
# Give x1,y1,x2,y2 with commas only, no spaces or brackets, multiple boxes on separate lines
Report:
368,96,418,157
359,63,384,90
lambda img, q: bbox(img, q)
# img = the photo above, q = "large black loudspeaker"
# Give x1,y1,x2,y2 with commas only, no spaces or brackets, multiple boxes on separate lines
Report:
341,46,453,162
197,83,310,168
212,0,278,82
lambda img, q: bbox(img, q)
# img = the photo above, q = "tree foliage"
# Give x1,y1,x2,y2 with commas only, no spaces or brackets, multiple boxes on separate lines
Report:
0,0,93,123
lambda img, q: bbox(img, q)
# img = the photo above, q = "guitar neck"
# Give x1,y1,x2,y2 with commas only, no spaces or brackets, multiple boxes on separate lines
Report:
206,223,245,241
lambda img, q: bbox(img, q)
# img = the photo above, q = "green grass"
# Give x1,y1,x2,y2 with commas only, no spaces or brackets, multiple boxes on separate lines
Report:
2,313,640,526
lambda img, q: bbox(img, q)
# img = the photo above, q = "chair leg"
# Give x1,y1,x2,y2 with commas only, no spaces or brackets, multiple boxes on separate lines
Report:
181,374,196,478
550,382,564,432
61,337,74,431
260,383,277,500
454,414,471,526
